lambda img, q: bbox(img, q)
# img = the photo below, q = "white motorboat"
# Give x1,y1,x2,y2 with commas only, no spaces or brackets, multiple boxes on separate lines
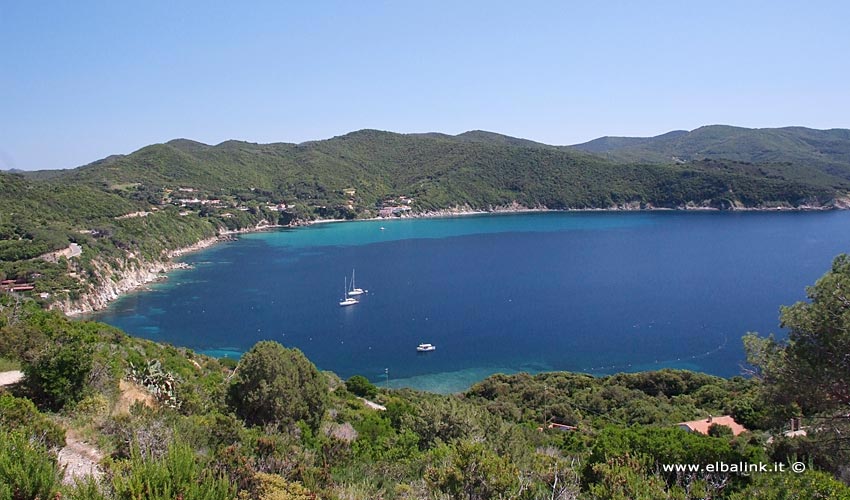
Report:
416,343,436,352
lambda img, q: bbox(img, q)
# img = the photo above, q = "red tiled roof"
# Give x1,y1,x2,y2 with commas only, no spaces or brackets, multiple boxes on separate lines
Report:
677,415,748,436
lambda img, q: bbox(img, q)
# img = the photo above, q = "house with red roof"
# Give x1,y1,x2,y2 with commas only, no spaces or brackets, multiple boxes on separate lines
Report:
677,415,748,436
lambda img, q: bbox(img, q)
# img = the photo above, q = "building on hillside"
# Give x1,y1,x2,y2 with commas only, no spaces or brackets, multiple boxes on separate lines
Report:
677,415,748,436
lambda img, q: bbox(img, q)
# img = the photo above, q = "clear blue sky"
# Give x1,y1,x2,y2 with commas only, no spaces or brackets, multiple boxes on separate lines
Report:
2,1,849,170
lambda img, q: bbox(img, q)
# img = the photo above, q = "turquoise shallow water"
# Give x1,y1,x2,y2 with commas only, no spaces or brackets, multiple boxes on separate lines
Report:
94,211,850,393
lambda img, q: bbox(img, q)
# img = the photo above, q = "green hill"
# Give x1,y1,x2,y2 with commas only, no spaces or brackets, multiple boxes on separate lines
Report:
52,128,849,211
570,125,850,181
3,127,850,311
4,128,850,497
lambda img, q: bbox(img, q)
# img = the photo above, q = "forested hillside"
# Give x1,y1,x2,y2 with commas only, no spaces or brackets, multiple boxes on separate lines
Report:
570,125,850,182
2,128,850,497
4,128,849,313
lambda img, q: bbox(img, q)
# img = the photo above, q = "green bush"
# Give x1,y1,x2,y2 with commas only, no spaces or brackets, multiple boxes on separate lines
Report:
63,476,109,500
707,423,735,438
425,440,520,500
228,341,328,431
345,375,378,399
253,472,317,500
110,443,235,500
24,333,94,411
0,429,62,500
0,393,66,449
728,469,850,499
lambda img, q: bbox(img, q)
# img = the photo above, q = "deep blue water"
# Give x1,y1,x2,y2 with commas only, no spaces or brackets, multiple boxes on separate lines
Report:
92,211,850,393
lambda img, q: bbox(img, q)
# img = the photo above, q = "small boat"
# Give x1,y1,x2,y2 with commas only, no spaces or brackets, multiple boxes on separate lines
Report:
347,269,365,296
416,343,436,352
380,226,385,231
339,276,359,306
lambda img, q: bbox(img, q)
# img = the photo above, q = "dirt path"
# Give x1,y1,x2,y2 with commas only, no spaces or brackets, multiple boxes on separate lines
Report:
57,380,153,483
58,429,104,484
0,370,23,386
0,370,105,483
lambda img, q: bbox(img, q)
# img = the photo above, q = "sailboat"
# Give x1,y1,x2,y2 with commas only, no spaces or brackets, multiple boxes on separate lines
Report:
339,276,359,306
347,269,365,296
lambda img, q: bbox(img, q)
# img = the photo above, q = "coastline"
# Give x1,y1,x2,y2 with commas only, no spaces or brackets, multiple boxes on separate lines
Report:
56,235,224,317
58,199,848,317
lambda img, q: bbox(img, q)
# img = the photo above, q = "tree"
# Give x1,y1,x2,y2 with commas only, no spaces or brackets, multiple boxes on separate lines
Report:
707,423,734,438
744,254,850,413
228,341,328,431
23,333,93,411
744,254,850,481
345,375,377,398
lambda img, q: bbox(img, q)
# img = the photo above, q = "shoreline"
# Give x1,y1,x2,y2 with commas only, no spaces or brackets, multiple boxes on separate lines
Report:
60,200,847,317
58,226,288,317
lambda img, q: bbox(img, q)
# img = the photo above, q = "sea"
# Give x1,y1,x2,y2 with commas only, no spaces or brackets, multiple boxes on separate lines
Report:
92,211,850,393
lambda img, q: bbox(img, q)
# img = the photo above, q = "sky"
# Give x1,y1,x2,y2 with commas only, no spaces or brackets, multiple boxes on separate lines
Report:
2,1,849,170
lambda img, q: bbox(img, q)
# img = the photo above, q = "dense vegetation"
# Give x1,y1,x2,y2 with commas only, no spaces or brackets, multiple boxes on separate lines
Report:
570,125,850,184
2,254,850,497
58,129,850,211
2,126,850,497
3,127,849,312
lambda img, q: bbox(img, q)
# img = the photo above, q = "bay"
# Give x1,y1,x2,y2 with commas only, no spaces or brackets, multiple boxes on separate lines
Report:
92,211,850,393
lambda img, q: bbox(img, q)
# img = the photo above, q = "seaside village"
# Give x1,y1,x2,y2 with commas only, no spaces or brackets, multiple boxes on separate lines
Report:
109,186,413,221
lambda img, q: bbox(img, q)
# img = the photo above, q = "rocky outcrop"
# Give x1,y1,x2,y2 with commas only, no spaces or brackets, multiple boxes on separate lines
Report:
51,222,289,316
52,258,180,316
52,236,222,316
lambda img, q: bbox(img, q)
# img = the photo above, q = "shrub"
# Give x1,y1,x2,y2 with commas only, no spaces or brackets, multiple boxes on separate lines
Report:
345,375,378,399
251,472,317,500
228,341,328,431
24,334,93,411
110,443,235,500
707,423,735,438
0,429,62,500
0,393,66,449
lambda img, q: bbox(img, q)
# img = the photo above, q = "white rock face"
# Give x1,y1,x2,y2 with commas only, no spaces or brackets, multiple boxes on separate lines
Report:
53,236,221,316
